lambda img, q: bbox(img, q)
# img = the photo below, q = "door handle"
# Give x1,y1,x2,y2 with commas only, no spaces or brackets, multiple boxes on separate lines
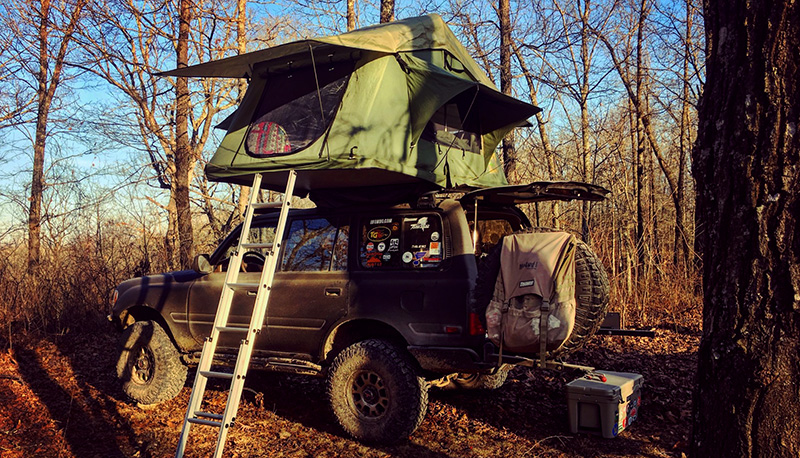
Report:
325,287,342,297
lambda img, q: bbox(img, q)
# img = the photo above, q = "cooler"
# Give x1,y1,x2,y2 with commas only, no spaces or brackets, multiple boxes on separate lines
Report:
565,371,643,438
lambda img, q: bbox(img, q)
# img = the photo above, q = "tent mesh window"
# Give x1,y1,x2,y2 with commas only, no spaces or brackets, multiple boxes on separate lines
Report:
246,62,353,157
421,96,482,154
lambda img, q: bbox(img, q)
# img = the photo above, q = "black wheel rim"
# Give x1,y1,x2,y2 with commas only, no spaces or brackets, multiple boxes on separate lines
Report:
131,346,155,385
351,370,389,419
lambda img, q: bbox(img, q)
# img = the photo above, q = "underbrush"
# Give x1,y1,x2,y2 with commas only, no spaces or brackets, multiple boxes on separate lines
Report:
607,262,702,332
0,232,170,339
0,230,703,342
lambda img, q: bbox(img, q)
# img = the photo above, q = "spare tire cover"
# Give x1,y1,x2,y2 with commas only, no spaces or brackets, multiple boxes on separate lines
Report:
474,227,610,357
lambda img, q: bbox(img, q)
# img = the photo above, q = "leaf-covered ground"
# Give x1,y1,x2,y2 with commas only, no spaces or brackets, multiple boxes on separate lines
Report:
0,328,697,457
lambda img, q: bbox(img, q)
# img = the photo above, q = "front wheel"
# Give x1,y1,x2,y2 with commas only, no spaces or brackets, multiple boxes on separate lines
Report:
116,320,187,405
327,339,428,444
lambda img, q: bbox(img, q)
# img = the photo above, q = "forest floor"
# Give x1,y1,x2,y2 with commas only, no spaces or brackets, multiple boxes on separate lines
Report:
0,325,697,458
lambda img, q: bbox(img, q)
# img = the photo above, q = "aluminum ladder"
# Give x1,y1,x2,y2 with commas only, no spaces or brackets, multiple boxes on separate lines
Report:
175,171,297,458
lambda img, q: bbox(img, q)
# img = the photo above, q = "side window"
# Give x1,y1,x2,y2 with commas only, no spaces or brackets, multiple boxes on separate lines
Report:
282,218,348,272
215,221,277,271
360,214,443,269
331,225,349,271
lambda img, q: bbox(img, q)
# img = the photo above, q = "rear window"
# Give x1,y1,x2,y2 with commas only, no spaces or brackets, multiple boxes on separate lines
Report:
359,215,443,269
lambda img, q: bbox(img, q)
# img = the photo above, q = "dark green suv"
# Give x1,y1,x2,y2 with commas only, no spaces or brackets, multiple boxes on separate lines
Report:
109,182,609,443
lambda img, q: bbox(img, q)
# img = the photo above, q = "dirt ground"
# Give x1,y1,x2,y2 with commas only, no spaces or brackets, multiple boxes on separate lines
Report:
0,326,696,458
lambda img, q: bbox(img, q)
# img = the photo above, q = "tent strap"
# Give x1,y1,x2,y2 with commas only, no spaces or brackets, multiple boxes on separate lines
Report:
308,43,326,123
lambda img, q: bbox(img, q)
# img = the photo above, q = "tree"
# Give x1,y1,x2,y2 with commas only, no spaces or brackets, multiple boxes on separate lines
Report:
78,0,240,269
347,0,356,30
173,0,194,268
692,0,800,455
5,0,89,272
379,0,394,23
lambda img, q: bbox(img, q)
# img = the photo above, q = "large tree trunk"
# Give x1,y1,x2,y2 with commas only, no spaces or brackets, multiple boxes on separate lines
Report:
692,0,800,455
174,0,194,269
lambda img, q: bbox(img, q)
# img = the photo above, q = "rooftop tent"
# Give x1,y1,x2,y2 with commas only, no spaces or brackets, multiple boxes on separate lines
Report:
163,14,541,198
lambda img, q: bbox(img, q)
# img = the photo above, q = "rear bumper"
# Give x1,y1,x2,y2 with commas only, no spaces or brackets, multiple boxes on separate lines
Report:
408,346,483,373
409,342,596,374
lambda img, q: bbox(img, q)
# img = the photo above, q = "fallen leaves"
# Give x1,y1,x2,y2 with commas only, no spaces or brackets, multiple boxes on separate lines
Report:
0,327,699,457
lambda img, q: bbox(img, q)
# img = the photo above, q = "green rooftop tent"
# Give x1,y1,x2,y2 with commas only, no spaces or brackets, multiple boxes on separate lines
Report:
163,14,541,202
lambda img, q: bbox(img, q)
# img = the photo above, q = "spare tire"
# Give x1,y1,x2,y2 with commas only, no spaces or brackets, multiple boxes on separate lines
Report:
473,228,610,357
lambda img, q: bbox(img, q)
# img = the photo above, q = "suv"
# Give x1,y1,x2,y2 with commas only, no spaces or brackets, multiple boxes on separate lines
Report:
109,182,609,443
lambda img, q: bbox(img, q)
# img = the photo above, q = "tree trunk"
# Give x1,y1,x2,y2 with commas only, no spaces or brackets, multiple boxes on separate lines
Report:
634,0,648,272
692,0,800,455
236,0,250,222
29,0,49,272
27,0,86,273
674,0,693,269
174,0,194,269
499,0,515,177
347,0,355,31
379,0,393,23
579,2,591,243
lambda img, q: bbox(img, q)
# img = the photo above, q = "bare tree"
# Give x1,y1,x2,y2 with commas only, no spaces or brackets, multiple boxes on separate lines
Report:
78,0,239,269
1,0,89,272
692,0,800,455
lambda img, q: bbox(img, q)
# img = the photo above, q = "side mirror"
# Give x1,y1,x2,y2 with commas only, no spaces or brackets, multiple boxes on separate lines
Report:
192,254,213,274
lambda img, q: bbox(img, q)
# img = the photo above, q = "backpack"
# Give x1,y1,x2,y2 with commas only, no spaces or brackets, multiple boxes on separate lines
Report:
485,232,578,362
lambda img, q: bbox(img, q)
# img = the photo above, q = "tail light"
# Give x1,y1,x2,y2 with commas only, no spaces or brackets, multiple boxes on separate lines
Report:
469,312,486,336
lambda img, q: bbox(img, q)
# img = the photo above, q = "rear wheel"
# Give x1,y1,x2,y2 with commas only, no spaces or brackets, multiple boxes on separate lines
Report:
327,339,428,444
116,320,187,405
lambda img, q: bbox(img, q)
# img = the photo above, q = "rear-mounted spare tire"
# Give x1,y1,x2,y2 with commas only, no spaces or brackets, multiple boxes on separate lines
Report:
474,227,610,357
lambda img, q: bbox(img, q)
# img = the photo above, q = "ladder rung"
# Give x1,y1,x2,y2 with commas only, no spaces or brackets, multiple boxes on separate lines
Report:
227,282,261,290
194,411,223,420
216,326,249,333
251,201,283,210
200,370,234,380
187,417,221,427
241,242,274,250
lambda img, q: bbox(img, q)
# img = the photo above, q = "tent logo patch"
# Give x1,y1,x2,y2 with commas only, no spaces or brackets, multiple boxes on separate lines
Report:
519,280,535,288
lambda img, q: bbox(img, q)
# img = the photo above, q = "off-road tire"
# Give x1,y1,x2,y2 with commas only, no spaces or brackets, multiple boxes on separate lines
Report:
474,227,610,357
441,364,513,390
116,320,187,405
327,339,428,444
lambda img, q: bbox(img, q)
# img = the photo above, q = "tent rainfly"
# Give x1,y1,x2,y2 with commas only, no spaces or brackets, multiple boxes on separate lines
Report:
162,14,541,201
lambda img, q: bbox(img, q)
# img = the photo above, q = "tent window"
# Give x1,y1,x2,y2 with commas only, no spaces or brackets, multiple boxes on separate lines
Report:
246,63,352,157
421,101,481,154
